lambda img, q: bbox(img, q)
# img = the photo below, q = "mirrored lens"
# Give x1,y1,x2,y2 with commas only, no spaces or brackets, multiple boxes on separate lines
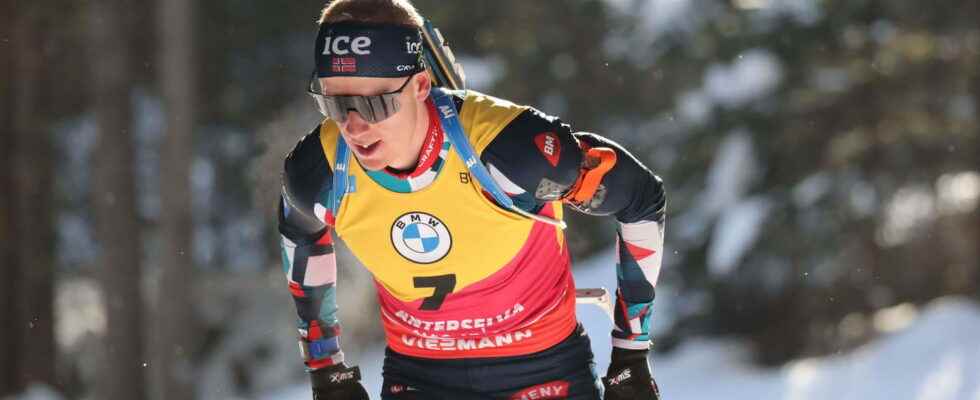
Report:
311,95,346,122
309,92,401,124
307,73,406,124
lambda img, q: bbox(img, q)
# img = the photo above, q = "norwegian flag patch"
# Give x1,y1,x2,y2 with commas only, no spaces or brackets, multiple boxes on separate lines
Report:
332,57,356,73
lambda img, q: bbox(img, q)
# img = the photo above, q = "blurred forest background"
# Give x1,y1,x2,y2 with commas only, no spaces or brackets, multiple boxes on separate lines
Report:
2,0,978,399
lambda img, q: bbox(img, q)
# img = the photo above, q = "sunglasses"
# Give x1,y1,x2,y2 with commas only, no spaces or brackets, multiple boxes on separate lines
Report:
307,72,414,124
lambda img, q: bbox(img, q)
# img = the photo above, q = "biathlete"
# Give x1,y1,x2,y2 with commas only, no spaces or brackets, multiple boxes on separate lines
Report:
278,1,666,398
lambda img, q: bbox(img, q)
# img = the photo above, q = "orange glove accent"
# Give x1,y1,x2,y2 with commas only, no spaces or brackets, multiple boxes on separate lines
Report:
563,147,617,206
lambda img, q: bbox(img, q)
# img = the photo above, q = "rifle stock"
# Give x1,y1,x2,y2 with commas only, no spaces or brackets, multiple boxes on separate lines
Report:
421,20,466,90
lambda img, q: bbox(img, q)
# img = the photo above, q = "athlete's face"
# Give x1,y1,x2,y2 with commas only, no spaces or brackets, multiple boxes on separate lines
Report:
320,73,431,171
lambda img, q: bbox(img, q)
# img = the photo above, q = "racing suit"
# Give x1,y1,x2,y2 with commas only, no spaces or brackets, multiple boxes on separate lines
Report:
279,90,665,398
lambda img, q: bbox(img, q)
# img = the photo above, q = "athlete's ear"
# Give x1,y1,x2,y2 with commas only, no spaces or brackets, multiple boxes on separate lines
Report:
413,72,431,102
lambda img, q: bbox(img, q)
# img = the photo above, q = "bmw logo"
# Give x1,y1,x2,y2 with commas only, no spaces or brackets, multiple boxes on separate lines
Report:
390,212,452,264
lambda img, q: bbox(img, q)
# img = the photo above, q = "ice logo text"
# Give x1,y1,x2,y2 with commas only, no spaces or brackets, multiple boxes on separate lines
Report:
322,35,372,55
405,39,422,54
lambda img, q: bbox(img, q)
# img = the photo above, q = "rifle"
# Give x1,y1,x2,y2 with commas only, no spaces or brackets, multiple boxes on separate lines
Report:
421,19,466,90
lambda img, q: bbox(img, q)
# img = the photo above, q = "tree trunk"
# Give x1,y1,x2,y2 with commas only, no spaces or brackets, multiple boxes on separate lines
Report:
87,0,147,399
6,1,58,393
0,0,17,395
974,49,980,298
154,0,198,398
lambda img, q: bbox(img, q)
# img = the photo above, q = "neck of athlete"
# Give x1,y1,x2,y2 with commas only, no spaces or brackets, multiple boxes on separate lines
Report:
387,96,432,172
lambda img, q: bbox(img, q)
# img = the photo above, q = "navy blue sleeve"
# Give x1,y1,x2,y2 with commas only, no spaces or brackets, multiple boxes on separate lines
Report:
481,108,668,352
573,132,666,224
278,125,347,370
279,125,334,245
480,108,666,224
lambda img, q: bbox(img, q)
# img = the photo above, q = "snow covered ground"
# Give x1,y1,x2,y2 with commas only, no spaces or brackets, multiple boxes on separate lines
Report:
651,298,980,400
259,249,980,400
18,250,980,400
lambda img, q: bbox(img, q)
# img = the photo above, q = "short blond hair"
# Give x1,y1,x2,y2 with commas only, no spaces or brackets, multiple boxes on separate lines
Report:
318,0,424,28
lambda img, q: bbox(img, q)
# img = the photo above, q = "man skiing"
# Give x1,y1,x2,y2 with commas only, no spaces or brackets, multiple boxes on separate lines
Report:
278,0,666,398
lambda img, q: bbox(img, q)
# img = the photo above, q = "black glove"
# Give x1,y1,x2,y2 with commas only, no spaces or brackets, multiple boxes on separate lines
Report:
602,348,661,400
310,364,369,400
